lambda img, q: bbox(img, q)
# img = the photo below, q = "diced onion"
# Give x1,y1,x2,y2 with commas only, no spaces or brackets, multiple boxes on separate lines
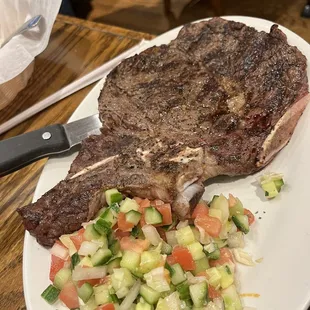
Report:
228,221,238,234
78,241,101,256
227,232,245,248
176,220,188,229
213,298,224,310
187,276,207,285
116,286,129,299
81,220,96,229
72,266,107,281
196,224,211,245
165,230,178,247
120,279,141,310
142,225,162,246
206,301,222,310
50,242,69,260
232,248,255,266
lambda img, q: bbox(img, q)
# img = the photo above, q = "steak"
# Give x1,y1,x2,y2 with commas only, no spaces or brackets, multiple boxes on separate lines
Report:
18,18,309,247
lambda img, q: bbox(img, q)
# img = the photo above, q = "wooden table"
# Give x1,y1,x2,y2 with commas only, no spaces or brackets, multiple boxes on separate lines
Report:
0,14,153,310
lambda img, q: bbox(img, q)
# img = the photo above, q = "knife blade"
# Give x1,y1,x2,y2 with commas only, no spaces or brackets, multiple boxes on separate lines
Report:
0,114,101,177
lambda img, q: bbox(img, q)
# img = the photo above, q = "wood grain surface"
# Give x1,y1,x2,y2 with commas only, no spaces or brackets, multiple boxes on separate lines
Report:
0,14,153,310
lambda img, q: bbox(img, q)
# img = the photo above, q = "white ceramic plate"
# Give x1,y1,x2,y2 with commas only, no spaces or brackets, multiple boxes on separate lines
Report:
23,16,310,310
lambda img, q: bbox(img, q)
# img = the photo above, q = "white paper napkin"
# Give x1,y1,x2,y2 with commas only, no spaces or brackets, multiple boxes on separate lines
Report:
0,0,62,84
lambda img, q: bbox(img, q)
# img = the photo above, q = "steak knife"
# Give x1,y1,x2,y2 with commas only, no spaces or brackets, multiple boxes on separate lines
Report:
0,114,101,177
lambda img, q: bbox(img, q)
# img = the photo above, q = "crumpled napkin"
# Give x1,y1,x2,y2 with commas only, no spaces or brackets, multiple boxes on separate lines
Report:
0,0,62,84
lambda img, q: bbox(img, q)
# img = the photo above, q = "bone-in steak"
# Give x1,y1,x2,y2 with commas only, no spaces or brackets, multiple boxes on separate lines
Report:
18,18,309,247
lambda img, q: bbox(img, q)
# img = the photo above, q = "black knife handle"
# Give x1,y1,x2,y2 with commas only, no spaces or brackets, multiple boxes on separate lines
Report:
0,124,71,177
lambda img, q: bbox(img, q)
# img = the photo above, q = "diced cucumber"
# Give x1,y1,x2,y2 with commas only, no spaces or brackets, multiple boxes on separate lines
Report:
189,281,208,307
53,268,72,290
131,225,144,238
94,218,112,236
78,282,94,303
164,263,175,277
59,234,77,256
125,210,142,225
193,256,210,276
171,263,186,285
120,250,141,272
94,284,111,305
107,257,121,274
221,284,242,310
71,252,80,270
261,181,278,198
210,195,219,204
84,224,101,241
210,194,229,224
187,242,205,260
105,188,123,205
274,178,284,192
160,241,172,255
213,238,227,249
120,197,139,213
205,267,221,288
111,268,135,291
116,286,130,299
217,265,234,289
95,235,109,249
204,243,220,260
109,239,120,256
80,296,97,310
140,284,161,304
232,214,249,234
136,300,154,310
229,198,244,218
190,226,201,242
140,251,162,273
78,256,93,267
176,281,190,300
165,230,178,247
110,294,120,304
155,298,169,310
41,285,60,305
91,248,112,266
209,208,223,222
145,207,163,225
176,226,195,246
100,208,118,226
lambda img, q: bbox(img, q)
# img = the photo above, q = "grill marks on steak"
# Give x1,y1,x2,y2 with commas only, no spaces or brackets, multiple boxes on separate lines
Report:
18,18,309,246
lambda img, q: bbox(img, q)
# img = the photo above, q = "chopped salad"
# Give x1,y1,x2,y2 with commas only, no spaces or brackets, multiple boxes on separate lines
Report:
42,189,255,310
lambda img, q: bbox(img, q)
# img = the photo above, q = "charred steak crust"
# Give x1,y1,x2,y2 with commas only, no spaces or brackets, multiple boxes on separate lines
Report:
17,18,309,247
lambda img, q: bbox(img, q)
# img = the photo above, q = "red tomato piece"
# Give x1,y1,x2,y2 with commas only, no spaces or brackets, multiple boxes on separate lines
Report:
77,276,111,288
59,282,79,309
70,228,85,251
139,198,151,209
139,213,147,227
117,212,134,232
49,255,65,282
166,255,176,265
208,284,221,299
133,197,143,204
192,202,209,219
244,208,255,225
120,236,150,253
97,304,115,310
155,204,172,226
209,248,234,267
115,229,131,240
172,246,195,271
194,215,222,238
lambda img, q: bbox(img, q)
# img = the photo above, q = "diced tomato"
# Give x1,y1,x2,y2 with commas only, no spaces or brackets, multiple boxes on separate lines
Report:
192,202,209,219
208,284,221,299
70,228,85,251
139,198,151,209
115,229,131,240
120,236,150,253
139,212,146,227
117,212,134,232
97,304,115,310
133,197,143,204
171,246,195,271
228,193,237,208
155,204,172,226
244,208,255,225
49,255,65,282
209,248,234,267
156,227,167,242
59,282,79,309
166,255,176,265
194,215,222,238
